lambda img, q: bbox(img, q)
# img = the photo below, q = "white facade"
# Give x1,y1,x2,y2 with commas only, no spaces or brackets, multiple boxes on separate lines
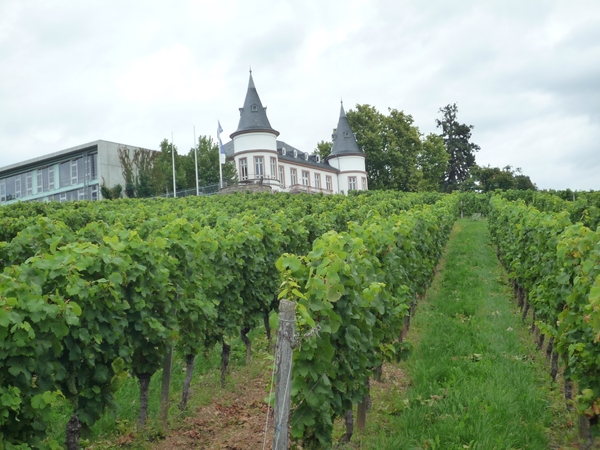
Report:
229,141,367,195
326,154,368,193
228,74,367,195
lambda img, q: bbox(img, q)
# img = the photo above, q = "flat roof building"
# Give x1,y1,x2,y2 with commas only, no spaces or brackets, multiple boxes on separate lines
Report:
0,140,152,205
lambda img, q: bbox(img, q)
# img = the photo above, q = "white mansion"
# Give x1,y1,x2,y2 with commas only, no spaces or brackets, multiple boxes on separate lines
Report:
223,73,368,194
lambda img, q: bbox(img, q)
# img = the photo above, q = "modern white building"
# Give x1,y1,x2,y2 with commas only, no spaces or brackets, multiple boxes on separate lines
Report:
0,140,147,205
224,72,368,194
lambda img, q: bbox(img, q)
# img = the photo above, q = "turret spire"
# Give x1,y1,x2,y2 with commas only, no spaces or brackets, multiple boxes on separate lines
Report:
231,71,279,138
328,101,362,158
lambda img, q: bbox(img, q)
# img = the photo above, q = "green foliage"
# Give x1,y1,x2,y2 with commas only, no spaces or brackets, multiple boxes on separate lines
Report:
436,103,479,192
277,196,458,447
0,190,458,447
116,146,161,198
188,136,237,188
488,195,600,423
417,133,448,192
315,140,332,160
346,105,423,191
467,165,536,193
359,219,558,449
100,183,123,200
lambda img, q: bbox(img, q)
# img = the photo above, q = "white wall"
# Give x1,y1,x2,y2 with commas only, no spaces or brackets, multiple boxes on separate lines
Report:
233,132,277,153
234,150,279,182
328,154,367,194
98,141,127,189
277,160,339,193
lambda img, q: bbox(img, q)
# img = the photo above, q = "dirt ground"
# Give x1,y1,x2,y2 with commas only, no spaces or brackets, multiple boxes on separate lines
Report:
142,362,409,450
152,372,275,450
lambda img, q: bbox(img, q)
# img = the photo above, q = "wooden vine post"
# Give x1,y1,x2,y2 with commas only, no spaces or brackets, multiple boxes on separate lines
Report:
159,345,174,427
273,300,295,450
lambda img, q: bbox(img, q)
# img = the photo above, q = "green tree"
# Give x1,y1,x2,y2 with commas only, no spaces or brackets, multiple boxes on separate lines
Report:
436,103,480,192
513,169,536,191
189,136,237,187
417,133,449,191
135,148,161,198
315,140,332,160
346,104,422,191
178,148,197,190
155,139,186,195
469,165,536,192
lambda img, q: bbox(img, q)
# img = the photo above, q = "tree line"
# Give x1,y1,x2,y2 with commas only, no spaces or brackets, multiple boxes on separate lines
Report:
102,136,237,199
316,103,536,193
102,103,535,200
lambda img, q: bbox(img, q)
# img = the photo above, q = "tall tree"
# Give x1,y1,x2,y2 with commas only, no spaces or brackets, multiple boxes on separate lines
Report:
416,133,449,192
346,104,422,191
188,136,237,188
153,139,182,196
436,103,480,192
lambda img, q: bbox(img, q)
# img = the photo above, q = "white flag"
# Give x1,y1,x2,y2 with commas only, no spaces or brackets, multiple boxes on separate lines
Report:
217,121,226,164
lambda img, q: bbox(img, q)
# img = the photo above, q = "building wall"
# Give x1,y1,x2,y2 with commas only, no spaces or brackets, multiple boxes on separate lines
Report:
97,141,128,193
233,132,277,153
0,145,100,205
0,140,153,205
276,160,339,193
234,149,279,185
326,154,367,194
228,141,371,195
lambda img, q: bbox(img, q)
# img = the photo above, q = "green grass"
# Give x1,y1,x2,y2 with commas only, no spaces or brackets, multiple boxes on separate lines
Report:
354,219,576,449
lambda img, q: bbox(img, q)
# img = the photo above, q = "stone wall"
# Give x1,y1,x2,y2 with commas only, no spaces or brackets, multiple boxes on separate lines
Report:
219,183,273,194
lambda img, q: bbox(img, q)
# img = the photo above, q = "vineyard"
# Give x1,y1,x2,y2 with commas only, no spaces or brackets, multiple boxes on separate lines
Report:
0,191,454,449
487,192,600,444
1,189,600,449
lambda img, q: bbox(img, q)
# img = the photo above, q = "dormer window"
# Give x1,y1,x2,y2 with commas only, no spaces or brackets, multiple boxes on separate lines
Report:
293,149,297,158
344,132,350,138
316,155,321,163
251,104,258,112
304,153,309,161
282,147,287,155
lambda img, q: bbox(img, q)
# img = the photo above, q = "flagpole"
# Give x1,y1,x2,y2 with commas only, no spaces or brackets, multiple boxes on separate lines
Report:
217,121,225,189
171,132,176,198
219,154,224,189
194,126,199,196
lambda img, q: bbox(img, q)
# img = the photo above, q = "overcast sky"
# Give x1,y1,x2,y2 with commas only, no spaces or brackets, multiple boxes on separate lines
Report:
1,0,599,190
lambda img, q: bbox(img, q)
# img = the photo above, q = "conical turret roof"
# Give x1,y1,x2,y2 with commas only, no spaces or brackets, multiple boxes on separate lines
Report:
328,102,362,157
231,71,279,138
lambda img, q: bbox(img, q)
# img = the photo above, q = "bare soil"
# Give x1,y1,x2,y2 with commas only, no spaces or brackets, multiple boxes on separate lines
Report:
153,372,274,450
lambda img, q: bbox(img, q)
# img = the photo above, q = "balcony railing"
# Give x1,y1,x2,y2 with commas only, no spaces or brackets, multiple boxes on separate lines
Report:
287,183,333,194
238,173,281,186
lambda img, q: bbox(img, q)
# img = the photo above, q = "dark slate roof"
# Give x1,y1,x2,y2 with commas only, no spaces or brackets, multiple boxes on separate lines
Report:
222,139,339,173
230,72,279,138
276,141,337,171
328,102,363,158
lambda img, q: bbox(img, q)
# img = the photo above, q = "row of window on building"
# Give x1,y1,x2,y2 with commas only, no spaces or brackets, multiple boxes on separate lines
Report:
238,156,367,191
0,153,97,203
45,185,99,203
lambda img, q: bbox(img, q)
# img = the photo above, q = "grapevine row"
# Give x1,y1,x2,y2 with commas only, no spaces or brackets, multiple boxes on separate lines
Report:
277,195,458,447
0,191,447,448
487,196,600,434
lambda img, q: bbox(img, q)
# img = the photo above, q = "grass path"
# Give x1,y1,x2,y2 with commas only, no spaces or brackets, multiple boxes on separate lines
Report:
354,219,575,449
